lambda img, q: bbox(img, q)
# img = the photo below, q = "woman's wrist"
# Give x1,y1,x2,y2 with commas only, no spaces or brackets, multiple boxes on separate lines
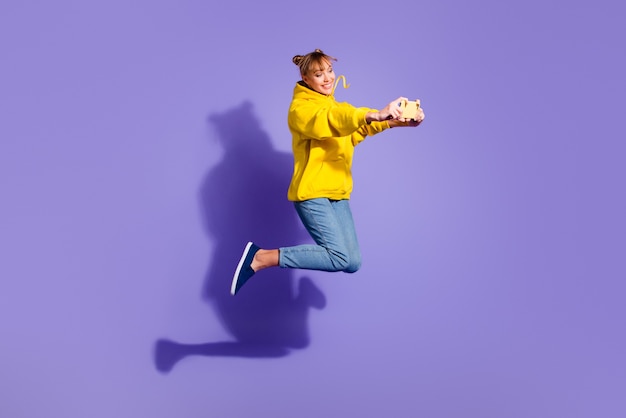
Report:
365,111,383,123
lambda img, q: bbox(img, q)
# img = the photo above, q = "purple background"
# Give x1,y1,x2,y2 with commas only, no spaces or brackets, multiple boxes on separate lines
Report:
1,1,625,417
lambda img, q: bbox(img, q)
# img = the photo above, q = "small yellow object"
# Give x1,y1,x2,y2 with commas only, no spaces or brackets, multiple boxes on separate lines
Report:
400,99,421,121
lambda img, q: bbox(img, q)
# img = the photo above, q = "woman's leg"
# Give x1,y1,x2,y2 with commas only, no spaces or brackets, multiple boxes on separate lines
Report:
233,198,361,294
278,198,361,272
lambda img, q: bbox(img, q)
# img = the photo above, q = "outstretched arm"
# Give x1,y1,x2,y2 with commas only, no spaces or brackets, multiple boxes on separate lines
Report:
352,99,425,145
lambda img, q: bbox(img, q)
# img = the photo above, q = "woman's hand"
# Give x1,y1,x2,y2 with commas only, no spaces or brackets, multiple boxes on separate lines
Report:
366,97,407,123
380,97,407,121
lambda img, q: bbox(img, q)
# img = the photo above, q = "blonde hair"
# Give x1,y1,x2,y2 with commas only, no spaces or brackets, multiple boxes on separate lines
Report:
292,49,337,77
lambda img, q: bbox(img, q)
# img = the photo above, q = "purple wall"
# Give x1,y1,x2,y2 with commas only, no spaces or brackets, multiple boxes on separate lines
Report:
1,1,624,417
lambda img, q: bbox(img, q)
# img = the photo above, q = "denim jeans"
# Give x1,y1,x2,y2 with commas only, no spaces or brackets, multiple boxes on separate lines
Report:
279,198,361,273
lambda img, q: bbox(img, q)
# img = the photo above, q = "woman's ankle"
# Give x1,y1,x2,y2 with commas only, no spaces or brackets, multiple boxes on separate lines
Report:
251,249,278,272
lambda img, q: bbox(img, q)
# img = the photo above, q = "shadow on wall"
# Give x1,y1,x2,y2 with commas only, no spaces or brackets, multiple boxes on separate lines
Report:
154,101,326,373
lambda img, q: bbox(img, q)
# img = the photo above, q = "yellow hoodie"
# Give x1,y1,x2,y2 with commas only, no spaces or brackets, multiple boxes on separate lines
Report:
287,81,389,201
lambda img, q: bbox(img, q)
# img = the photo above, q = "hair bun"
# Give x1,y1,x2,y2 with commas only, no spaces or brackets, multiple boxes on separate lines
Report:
292,55,304,65
314,49,323,53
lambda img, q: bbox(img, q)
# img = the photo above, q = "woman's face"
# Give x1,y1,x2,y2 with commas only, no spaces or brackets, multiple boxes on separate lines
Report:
302,59,335,95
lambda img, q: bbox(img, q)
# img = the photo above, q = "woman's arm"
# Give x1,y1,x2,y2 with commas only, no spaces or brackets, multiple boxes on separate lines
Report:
353,99,425,145
289,101,371,139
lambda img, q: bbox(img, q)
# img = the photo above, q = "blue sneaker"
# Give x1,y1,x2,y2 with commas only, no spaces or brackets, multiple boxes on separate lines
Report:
231,242,260,295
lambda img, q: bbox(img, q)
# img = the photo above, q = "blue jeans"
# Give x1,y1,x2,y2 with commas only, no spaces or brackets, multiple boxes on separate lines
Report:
279,198,361,273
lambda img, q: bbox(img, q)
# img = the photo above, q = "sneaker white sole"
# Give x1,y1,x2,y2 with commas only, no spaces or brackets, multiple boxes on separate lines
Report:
231,241,253,295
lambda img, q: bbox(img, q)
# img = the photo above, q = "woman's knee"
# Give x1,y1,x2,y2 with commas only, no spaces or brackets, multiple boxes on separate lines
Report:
343,256,361,273
328,249,361,273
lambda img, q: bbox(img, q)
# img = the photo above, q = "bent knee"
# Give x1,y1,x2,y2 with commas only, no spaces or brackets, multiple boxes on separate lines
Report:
335,253,361,273
343,259,361,274
327,248,361,273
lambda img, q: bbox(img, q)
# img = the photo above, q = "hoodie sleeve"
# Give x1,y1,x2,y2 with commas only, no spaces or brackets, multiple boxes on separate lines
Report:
352,119,390,146
288,99,371,140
